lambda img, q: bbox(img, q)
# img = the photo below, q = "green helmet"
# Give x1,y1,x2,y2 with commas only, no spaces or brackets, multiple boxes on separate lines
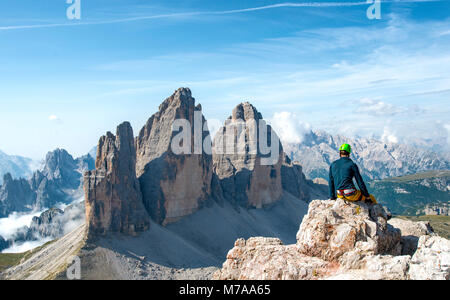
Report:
339,143,352,154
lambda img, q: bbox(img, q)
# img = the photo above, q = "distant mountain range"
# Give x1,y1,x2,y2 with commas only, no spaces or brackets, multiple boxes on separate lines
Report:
284,130,450,181
0,149,94,218
0,151,40,185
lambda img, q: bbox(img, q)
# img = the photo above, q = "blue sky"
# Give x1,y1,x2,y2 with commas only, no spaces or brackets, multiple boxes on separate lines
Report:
0,0,449,159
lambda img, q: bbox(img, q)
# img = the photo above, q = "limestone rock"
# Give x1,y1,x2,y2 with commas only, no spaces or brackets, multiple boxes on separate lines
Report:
325,255,411,280
135,88,215,225
409,235,450,280
296,199,401,262
281,160,311,201
0,173,35,217
388,218,435,255
213,237,334,280
84,122,150,238
212,102,285,208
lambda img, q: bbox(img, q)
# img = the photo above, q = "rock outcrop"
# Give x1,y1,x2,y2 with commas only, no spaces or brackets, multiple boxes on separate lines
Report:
409,235,450,280
0,173,35,217
212,102,285,208
214,199,450,280
388,218,434,255
84,122,150,238
296,199,401,262
136,88,215,225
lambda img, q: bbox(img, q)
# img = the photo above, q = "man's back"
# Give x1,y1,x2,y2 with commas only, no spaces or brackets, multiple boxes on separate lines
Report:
329,157,369,199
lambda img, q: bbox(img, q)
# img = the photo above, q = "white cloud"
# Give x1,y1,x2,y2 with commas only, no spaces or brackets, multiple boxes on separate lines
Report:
353,98,427,117
269,112,311,144
445,124,450,145
2,238,52,254
48,115,60,121
356,98,402,116
0,210,42,240
381,127,399,144
0,2,370,31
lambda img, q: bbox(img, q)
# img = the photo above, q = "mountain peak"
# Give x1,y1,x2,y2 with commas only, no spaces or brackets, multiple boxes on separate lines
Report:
231,102,263,121
85,121,150,238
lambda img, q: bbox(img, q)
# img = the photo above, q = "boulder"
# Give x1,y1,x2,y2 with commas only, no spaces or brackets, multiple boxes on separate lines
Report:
213,237,335,280
135,88,215,225
296,199,401,262
84,122,150,238
388,218,435,255
409,235,450,280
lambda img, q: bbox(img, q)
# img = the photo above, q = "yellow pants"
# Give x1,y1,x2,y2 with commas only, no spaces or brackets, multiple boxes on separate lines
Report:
337,190,377,204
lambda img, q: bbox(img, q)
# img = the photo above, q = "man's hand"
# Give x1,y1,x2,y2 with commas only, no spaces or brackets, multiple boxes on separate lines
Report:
364,196,374,204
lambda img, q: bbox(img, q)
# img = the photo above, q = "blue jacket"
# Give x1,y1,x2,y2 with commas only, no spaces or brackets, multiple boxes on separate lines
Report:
329,157,370,199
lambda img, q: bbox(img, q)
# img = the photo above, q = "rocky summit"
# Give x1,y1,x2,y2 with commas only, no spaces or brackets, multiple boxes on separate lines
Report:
213,102,313,208
212,102,284,208
84,122,150,238
214,199,450,280
81,88,322,235
136,88,216,225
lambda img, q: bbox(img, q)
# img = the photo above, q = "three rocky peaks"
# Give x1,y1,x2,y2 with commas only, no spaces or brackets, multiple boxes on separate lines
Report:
84,87,312,238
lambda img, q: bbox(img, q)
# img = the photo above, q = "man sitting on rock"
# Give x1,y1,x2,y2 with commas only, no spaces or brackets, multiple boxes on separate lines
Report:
329,143,377,204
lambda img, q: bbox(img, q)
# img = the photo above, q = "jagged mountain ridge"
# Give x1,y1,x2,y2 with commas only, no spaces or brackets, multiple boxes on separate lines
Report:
284,129,450,181
85,88,324,238
0,149,95,218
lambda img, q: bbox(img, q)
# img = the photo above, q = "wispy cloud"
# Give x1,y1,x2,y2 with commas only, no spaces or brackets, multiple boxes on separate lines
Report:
353,98,426,116
0,1,440,31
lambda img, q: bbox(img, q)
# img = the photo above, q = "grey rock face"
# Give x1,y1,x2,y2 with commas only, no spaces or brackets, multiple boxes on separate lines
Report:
0,174,35,217
29,207,65,238
136,88,214,225
212,102,317,208
0,235,9,252
284,129,450,181
84,122,150,238
281,159,311,201
212,102,285,208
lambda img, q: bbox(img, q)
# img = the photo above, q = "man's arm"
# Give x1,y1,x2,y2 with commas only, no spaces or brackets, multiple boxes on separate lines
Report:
329,165,336,200
353,164,370,197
